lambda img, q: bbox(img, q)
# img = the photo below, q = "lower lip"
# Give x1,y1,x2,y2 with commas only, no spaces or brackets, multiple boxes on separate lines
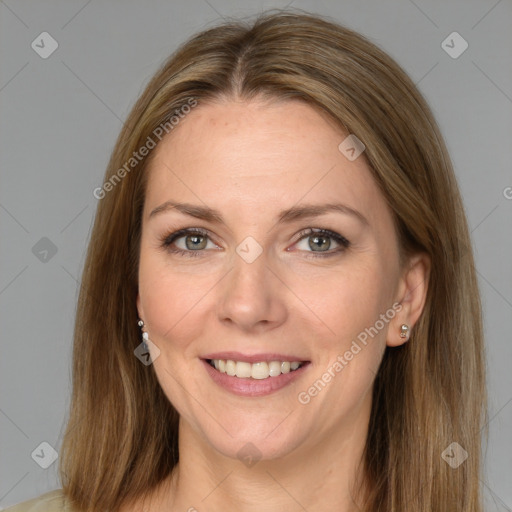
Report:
201,359,310,397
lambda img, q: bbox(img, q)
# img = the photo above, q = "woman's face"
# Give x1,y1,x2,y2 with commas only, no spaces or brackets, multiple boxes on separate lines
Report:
137,98,417,462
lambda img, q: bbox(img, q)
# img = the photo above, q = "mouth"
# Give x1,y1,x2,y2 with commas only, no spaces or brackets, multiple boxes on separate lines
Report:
205,358,309,379
201,357,311,397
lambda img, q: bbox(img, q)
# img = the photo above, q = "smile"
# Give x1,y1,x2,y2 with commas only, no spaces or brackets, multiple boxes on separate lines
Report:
202,358,311,397
207,359,305,379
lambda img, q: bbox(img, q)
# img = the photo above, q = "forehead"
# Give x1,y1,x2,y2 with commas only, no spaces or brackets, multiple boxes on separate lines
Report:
144,98,389,229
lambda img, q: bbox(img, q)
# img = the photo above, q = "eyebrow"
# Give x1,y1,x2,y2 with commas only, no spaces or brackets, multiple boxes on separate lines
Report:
148,200,369,227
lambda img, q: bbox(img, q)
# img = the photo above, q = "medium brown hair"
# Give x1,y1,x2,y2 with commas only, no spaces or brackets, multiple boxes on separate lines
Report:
59,9,487,511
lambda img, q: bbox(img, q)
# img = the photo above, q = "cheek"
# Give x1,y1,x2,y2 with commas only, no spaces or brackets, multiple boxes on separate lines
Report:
289,262,392,429
299,257,394,349
138,251,216,349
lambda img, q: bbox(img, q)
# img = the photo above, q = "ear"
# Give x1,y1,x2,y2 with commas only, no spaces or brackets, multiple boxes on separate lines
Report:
387,252,430,347
136,293,144,321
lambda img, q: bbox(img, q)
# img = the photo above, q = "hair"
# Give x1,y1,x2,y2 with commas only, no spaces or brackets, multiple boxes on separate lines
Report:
59,9,487,512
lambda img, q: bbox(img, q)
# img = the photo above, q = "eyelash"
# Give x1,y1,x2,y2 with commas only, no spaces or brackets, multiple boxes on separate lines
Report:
158,227,350,259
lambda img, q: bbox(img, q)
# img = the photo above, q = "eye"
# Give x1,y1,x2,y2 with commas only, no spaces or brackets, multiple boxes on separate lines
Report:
159,228,218,258
159,227,350,259
292,228,350,258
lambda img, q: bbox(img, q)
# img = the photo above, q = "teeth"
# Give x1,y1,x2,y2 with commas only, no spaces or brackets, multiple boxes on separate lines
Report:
235,361,252,378
225,360,236,376
209,359,304,379
251,362,268,380
268,361,281,377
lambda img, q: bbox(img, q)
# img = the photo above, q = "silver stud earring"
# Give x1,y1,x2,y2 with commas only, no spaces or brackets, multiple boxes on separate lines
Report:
137,319,149,348
400,324,409,340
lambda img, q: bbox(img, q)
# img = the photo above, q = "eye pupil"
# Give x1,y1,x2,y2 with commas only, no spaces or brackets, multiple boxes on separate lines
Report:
309,235,330,251
186,234,207,250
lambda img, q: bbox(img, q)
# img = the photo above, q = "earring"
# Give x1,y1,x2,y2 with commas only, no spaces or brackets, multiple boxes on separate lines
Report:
400,324,409,340
137,319,149,349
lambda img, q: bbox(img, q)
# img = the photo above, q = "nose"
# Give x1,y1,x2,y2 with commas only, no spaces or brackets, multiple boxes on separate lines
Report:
216,247,288,333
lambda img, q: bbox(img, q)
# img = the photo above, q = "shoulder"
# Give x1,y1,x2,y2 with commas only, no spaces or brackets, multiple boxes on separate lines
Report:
3,489,75,512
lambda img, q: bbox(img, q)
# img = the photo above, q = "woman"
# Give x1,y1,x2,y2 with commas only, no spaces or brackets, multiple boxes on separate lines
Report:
7,9,487,512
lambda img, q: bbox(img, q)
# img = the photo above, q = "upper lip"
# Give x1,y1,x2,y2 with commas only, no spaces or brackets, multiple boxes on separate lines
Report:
202,351,310,363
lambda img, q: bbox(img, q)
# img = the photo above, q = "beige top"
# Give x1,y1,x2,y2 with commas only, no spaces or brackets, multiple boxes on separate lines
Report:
3,490,74,511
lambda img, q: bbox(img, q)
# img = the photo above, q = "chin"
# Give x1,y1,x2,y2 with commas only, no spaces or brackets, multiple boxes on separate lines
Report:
199,417,310,464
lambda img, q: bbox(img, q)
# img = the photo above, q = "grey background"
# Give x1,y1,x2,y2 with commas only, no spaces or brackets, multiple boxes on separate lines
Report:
1,0,511,509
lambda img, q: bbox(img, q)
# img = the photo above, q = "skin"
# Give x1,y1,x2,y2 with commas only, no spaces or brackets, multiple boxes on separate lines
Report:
132,97,430,512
